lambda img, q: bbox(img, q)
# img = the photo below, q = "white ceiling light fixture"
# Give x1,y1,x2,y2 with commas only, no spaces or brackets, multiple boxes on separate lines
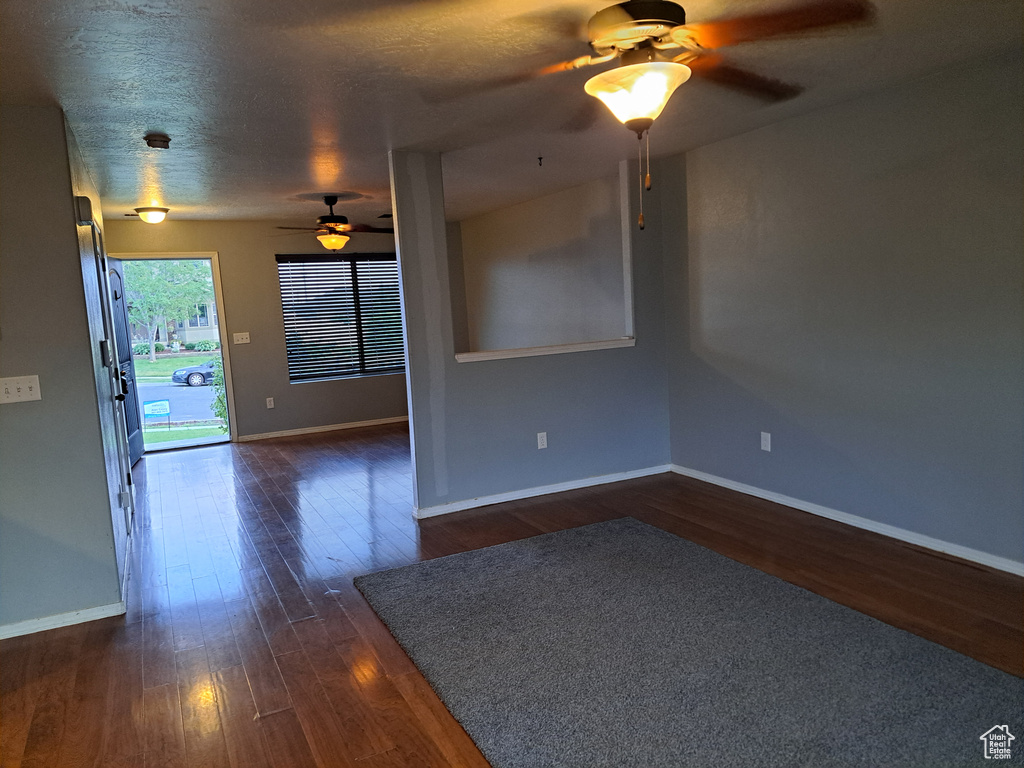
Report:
134,206,169,224
584,59,691,136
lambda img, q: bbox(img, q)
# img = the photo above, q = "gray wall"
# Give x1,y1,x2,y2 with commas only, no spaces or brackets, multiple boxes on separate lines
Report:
104,221,408,438
0,105,122,628
459,177,628,351
665,51,1023,562
391,152,670,512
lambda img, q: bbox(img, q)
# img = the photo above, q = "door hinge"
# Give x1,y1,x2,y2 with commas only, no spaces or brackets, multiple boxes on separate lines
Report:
119,491,132,508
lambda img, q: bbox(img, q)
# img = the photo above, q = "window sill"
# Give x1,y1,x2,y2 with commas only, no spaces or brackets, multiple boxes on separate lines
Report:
455,337,635,363
289,369,405,384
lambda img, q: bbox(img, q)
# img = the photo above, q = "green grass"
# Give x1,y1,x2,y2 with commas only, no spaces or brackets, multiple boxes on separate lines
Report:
133,353,217,379
143,426,227,445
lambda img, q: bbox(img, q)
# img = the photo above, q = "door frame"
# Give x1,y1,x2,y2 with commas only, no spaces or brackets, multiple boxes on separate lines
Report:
109,251,238,443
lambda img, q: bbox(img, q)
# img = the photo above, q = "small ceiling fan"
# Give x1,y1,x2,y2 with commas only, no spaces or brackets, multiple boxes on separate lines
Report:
277,195,395,250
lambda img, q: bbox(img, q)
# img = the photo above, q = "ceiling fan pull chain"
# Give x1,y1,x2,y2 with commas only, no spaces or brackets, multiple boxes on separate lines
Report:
637,134,645,230
645,131,652,191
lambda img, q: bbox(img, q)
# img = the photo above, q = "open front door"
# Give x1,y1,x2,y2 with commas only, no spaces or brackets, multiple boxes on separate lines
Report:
107,259,144,465
76,197,134,597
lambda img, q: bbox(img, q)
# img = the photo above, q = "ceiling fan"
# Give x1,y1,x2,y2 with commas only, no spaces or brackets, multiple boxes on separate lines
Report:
509,0,874,227
532,0,874,113
277,195,395,250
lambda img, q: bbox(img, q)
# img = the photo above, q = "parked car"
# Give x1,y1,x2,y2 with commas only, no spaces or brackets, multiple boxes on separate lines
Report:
172,361,216,386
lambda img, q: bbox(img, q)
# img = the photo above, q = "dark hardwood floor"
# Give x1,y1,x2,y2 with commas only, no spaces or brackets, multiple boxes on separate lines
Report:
1,422,1021,767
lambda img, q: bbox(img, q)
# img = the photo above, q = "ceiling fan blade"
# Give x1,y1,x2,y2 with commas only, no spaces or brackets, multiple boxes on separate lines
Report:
421,54,599,105
537,53,611,76
348,224,395,234
421,71,541,104
418,7,591,105
515,8,588,45
687,55,803,102
674,0,874,50
275,226,322,231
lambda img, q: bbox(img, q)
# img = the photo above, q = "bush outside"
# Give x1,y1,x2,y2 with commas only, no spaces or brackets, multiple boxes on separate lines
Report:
132,342,167,355
210,357,229,433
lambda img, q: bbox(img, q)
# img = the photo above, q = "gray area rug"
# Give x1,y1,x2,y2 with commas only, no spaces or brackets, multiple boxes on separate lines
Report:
354,518,1023,767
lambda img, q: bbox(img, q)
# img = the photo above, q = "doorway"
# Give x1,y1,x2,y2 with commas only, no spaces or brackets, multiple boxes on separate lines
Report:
110,252,235,455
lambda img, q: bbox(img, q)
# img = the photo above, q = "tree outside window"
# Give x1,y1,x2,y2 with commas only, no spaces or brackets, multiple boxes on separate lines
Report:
123,260,215,361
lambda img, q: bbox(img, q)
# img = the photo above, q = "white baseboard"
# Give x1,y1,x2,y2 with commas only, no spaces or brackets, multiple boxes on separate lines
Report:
415,461,1023,576
0,601,127,640
237,415,408,442
414,465,672,519
670,464,1024,577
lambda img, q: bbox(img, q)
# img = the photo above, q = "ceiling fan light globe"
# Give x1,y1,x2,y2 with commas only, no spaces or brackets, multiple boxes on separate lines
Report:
585,62,690,129
135,206,169,224
317,232,350,251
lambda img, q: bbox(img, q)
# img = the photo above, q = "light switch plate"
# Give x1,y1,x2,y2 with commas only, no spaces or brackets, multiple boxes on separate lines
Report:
233,332,250,344
1,375,42,403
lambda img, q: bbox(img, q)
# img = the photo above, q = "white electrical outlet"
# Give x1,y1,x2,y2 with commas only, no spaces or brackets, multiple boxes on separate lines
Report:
0,375,41,404
761,431,771,452
537,432,547,450
266,397,275,409
233,332,251,344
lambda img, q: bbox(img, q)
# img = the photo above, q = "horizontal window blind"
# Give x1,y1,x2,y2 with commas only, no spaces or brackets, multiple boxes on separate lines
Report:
276,254,404,382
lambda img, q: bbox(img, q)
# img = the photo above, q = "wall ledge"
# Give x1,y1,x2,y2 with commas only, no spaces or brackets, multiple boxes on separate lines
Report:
455,337,635,363
670,464,1024,577
414,464,672,518
237,415,408,442
0,600,126,640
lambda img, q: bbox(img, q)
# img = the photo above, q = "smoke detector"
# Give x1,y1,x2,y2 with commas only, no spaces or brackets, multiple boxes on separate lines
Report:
144,132,171,149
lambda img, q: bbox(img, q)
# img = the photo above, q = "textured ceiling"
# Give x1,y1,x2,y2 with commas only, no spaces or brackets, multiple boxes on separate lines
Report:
2,0,1021,226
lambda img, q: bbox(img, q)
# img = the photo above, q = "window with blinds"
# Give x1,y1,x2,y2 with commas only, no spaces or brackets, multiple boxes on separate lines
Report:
276,254,404,382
